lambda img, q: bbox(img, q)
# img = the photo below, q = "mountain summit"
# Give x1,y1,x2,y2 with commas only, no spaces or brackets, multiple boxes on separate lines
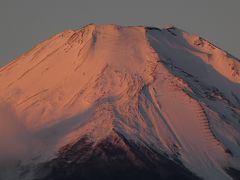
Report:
0,24,240,180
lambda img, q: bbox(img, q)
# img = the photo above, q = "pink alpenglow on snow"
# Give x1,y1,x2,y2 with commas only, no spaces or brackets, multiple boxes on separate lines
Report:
0,24,240,180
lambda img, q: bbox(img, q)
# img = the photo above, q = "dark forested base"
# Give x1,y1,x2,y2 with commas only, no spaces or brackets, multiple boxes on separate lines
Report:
33,132,202,180
225,168,240,180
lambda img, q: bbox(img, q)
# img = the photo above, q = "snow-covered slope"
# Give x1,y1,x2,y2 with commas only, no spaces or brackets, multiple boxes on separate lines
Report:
0,24,240,180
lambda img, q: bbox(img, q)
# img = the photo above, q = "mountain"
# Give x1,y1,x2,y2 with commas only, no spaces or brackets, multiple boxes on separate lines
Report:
0,24,240,180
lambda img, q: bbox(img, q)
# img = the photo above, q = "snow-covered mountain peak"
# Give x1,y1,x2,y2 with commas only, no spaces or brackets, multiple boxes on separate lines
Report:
0,24,240,180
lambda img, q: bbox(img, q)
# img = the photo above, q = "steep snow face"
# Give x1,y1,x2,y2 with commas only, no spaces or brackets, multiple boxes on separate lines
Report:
0,24,240,180
0,24,150,130
147,27,240,180
0,24,155,163
147,27,240,107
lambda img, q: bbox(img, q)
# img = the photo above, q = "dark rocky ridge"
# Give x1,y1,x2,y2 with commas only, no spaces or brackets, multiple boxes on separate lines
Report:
33,131,201,180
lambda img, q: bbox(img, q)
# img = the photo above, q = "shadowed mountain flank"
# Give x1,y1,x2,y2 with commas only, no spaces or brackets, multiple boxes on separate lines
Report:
33,132,201,180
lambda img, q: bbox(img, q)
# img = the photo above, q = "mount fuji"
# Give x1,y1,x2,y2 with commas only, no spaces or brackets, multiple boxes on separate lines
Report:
0,24,240,180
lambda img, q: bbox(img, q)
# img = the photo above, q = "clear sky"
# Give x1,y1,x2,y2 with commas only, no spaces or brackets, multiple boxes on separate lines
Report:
0,0,239,66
